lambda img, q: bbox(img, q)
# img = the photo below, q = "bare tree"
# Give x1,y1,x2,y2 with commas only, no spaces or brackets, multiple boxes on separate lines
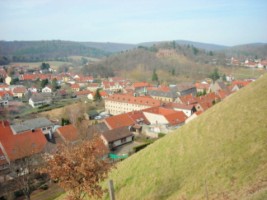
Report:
7,141,46,200
41,137,112,200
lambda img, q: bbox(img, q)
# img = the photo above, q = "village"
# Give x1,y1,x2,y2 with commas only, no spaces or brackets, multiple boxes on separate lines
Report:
0,61,263,198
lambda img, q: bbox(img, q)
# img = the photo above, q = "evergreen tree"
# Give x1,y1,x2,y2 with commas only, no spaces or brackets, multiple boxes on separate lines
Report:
94,89,102,101
209,68,220,81
51,78,58,92
152,69,159,82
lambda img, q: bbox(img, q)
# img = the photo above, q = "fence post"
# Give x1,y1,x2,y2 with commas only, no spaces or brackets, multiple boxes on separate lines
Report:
205,179,209,200
108,179,115,200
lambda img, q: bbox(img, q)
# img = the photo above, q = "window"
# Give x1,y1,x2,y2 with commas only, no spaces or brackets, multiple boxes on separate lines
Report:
121,138,126,143
0,155,6,160
42,127,46,131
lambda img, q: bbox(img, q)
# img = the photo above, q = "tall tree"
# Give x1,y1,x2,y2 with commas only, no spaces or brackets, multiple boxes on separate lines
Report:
51,78,58,92
41,79,49,88
40,63,50,71
94,89,102,102
152,69,159,82
209,68,220,81
41,137,111,200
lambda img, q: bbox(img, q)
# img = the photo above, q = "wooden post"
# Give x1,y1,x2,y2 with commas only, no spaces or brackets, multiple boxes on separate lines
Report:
108,179,115,200
205,179,209,200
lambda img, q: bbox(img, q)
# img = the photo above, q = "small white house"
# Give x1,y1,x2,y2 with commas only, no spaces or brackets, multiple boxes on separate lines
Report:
42,86,52,93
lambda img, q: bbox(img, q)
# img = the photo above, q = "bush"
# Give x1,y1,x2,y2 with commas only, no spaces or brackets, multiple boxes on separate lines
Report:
133,143,152,153
39,184,49,190
158,133,166,138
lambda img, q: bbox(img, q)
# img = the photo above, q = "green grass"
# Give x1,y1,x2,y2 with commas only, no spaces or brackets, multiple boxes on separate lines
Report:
105,74,267,200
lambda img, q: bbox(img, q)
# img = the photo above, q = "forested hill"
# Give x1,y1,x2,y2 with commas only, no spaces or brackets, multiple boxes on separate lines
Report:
0,40,110,62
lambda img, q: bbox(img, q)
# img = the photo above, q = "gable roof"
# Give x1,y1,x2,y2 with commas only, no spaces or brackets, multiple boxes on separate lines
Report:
56,124,79,143
107,94,161,107
104,113,135,130
133,82,151,89
0,121,47,164
177,94,198,105
101,126,133,142
13,86,27,94
11,117,53,134
164,102,195,110
143,107,187,125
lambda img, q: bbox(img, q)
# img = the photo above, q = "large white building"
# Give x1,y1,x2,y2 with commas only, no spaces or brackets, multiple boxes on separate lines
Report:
105,94,161,115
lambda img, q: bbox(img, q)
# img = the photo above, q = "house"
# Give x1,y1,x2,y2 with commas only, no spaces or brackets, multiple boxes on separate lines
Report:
164,102,196,117
71,83,80,92
104,110,149,130
208,81,228,93
12,86,27,98
175,93,198,105
0,84,10,91
88,90,109,101
29,93,52,108
142,107,187,127
147,89,178,103
100,126,134,150
176,83,197,96
195,82,209,93
10,117,54,137
105,94,161,115
0,90,12,101
0,120,47,169
56,124,79,144
133,82,151,94
185,111,203,123
42,86,52,93
87,83,100,92
76,90,92,98
28,86,38,94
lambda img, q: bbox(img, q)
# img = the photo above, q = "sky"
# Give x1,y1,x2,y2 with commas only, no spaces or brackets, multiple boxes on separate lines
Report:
0,0,267,46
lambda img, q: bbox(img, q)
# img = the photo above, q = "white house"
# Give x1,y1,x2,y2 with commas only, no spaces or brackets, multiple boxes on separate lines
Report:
42,86,52,93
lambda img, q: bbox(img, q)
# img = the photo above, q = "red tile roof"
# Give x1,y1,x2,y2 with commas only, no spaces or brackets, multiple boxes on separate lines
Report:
56,124,79,143
104,113,135,130
71,83,80,89
164,102,195,110
100,91,108,97
13,86,27,94
107,94,161,107
0,90,12,98
195,82,210,90
0,121,47,164
178,94,198,105
75,90,92,96
143,107,187,125
164,111,187,125
133,82,151,89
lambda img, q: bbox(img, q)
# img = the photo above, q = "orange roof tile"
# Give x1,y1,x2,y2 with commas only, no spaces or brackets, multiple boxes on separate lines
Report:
104,113,135,130
107,94,161,107
0,121,47,164
57,124,79,143
133,82,151,89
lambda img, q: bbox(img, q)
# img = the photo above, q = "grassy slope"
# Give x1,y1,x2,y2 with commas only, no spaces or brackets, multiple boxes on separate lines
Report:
107,74,267,200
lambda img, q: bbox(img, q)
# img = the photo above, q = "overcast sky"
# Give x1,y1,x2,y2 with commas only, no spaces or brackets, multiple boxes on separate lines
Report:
0,0,267,46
